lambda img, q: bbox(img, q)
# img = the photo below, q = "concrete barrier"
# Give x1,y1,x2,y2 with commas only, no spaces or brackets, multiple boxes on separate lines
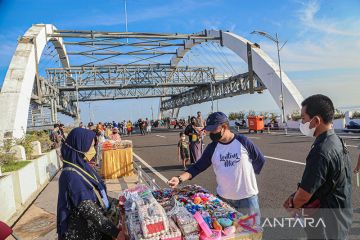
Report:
287,120,300,129
0,149,61,225
333,118,346,130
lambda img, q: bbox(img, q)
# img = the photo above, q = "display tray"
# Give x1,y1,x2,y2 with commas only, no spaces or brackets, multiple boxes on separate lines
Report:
118,184,263,240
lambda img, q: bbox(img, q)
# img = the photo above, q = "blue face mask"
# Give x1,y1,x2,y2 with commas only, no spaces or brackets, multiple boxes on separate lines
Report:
100,189,110,209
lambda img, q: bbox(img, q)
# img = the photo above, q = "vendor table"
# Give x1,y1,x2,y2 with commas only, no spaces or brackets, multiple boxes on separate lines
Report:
101,147,134,179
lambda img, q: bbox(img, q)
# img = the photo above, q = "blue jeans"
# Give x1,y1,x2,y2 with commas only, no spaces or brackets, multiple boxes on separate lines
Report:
219,195,261,225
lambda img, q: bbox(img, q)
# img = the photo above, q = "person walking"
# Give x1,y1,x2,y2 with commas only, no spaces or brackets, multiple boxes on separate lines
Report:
50,124,62,149
184,117,202,164
196,111,206,152
126,120,133,136
146,118,152,134
122,120,127,136
178,132,190,170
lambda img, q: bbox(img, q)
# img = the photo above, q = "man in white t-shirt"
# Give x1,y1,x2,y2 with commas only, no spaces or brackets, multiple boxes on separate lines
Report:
169,112,266,224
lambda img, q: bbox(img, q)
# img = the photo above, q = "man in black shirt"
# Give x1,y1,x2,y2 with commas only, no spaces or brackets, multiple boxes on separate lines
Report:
283,94,352,239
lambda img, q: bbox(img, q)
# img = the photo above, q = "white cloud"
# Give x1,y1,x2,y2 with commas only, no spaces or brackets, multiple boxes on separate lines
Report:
259,38,360,72
255,0,360,72
297,0,360,36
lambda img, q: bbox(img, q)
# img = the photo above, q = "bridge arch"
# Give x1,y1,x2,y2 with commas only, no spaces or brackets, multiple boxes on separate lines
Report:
0,26,304,139
170,29,303,118
0,24,70,139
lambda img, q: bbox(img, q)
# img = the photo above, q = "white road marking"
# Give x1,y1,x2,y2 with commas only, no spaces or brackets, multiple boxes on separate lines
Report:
347,145,359,148
268,132,360,140
248,137,261,139
133,152,169,183
155,134,167,138
133,151,305,187
264,155,306,165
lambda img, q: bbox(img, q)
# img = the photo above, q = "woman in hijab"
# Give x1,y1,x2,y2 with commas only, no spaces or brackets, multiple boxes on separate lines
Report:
109,127,121,141
184,116,203,164
57,128,120,240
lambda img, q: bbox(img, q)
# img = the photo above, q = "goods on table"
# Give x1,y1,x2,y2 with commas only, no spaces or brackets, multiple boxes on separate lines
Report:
122,185,170,240
137,202,169,238
120,185,262,240
170,205,199,237
102,140,133,151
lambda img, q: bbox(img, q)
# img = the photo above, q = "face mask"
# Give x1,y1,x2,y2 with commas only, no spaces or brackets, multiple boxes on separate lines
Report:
84,146,96,161
210,128,223,142
181,136,186,140
299,118,316,137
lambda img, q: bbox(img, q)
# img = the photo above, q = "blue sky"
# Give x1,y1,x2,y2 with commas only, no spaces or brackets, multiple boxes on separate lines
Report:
0,0,359,123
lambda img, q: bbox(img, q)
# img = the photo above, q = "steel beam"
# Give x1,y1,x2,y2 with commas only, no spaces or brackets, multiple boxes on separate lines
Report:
46,65,215,90
160,73,266,111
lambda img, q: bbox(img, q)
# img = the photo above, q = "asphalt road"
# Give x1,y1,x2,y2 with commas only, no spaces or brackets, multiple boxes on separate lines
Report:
126,128,360,239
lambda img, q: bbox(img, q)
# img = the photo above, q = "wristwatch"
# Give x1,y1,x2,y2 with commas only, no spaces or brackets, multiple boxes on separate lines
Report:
177,176,183,184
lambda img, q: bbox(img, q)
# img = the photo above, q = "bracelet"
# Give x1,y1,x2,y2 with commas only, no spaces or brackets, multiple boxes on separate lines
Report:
177,176,183,183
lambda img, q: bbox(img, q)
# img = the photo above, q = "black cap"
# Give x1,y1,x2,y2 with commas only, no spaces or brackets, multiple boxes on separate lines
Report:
204,112,228,131
88,122,94,127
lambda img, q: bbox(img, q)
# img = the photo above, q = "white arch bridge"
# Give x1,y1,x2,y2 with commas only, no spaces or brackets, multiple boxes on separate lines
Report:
0,24,303,139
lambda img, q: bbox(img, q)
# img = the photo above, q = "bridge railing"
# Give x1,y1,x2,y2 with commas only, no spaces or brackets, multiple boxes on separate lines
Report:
132,160,161,190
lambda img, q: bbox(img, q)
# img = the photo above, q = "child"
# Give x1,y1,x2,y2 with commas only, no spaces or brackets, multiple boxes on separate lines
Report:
178,132,190,170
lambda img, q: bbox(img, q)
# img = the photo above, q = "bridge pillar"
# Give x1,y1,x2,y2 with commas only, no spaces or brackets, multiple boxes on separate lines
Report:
0,24,70,141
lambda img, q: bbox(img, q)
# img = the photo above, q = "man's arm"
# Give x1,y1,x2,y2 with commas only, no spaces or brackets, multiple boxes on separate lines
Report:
237,135,266,174
284,187,313,209
168,143,216,188
284,153,328,209
293,187,313,208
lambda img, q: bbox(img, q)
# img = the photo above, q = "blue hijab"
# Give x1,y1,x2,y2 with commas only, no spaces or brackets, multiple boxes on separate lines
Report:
57,127,107,236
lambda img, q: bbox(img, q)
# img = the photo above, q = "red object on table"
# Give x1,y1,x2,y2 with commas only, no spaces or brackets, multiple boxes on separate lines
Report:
0,221,13,240
238,214,258,233
146,222,166,234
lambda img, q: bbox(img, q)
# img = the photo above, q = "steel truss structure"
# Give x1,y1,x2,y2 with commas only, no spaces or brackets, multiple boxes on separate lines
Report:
46,64,216,101
160,73,266,111
27,28,268,125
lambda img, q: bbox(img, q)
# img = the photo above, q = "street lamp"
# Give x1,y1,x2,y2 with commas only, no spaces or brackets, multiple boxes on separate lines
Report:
250,30,288,134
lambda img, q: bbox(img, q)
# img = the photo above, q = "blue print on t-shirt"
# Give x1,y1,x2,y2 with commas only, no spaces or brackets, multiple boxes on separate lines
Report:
220,152,240,167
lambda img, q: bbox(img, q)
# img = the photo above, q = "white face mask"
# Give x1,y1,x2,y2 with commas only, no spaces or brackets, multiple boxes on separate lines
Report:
299,118,316,137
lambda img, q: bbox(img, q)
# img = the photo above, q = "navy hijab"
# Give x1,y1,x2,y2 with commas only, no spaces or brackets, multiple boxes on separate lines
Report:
57,127,106,236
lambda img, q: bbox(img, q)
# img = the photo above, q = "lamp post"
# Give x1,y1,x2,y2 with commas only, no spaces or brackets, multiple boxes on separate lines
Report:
250,30,287,134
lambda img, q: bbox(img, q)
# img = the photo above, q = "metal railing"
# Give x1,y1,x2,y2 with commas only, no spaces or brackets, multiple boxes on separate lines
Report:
132,160,161,190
